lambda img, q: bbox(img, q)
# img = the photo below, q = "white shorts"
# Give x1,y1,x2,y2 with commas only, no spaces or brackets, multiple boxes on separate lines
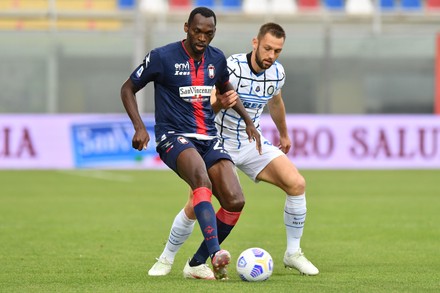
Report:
223,135,284,182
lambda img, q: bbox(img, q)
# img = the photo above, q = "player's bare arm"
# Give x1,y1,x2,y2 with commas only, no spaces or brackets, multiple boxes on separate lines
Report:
120,78,150,151
210,88,238,113
267,92,291,154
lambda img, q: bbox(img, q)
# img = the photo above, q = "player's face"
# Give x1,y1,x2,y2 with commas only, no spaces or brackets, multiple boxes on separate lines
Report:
253,33,284,71
184,14,216,59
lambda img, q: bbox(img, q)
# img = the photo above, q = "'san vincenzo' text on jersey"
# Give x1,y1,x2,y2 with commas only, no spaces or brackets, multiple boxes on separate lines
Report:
130,41,229,142
215,53,286,148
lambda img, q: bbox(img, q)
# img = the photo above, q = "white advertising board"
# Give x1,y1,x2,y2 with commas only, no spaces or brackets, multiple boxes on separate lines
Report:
0,114,439,169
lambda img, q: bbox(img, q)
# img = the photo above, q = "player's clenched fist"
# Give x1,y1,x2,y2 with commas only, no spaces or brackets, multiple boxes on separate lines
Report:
132,128,149,151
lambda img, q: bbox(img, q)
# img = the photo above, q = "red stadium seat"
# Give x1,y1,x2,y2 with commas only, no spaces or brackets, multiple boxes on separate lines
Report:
426,0,440,9
297,0,320,10
169,0,191,10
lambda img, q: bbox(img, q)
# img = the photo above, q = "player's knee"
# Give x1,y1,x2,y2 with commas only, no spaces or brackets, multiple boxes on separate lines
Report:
192,172,212,190
222,192,245,212
286,174,306,195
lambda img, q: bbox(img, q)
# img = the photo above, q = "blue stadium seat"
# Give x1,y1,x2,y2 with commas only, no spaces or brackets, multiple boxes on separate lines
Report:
222,0,242,10
324,0,344,11
118,0,135,9
195,0,216,7
401,0,422,10
380,0,396,11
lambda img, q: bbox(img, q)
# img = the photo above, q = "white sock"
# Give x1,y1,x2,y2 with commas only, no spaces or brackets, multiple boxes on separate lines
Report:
284,193,307,254
159,209,195,263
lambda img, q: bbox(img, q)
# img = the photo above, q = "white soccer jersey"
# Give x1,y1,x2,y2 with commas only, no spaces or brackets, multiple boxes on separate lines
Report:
215,53,286,149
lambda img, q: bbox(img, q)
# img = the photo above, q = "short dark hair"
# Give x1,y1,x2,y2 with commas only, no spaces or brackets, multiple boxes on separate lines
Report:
187,6,217,26
258,23,286,40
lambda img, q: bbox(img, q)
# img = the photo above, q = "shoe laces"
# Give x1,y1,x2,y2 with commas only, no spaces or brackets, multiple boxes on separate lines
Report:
156,257,172,265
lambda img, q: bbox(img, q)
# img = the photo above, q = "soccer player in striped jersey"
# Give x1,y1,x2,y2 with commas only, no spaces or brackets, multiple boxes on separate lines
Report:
121,7,261,280
148,22,319,278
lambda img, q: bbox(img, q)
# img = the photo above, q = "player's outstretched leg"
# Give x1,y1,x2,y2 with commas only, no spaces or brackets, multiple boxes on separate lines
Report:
148,209,196,276
283,194,319,275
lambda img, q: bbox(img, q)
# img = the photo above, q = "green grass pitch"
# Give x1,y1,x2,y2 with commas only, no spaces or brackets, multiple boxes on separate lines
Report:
1,169,439,292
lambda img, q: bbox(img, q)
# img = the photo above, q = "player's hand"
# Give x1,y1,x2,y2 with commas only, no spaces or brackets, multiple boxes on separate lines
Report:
278,135,291,154
216,89,238,109
245,124,262,155
132,128,150,151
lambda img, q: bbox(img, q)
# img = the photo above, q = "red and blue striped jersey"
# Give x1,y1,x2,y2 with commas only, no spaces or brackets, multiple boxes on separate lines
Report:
130,40,229,142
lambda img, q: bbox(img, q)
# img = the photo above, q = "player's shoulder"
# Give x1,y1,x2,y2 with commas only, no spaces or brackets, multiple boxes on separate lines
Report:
206,45,226,58
227,53,247,68
228,53,247,62
273,60,285,70
145,41,183,66
271,60,286,76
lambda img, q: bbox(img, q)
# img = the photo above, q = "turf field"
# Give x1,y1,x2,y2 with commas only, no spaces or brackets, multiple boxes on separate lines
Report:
1,170,439,292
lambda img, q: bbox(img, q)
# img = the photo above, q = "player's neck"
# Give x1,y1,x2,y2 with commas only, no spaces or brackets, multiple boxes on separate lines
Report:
247,52,263,75
182,40,203,62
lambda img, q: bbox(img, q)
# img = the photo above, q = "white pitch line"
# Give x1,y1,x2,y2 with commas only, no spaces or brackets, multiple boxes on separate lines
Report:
58,170,133,182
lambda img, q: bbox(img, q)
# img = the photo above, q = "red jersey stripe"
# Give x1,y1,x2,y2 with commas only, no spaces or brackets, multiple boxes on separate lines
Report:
189,58,208,135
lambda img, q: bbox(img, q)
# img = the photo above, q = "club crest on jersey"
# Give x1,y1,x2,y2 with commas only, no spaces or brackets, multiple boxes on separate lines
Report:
175,62,190,75
207,64,215,79
267,85,275,95
177,136,188,144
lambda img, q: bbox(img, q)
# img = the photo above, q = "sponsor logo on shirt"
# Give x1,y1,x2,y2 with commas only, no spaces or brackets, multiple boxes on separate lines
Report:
243,101,264,109
179,86,213,102
175,62,190,75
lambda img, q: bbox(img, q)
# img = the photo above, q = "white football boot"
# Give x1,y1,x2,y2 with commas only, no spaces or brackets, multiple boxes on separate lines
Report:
183,260,215,280
283,249,319,276
148,257,173,276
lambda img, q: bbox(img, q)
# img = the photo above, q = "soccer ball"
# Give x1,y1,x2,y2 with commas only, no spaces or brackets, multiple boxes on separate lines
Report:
236,247,273,281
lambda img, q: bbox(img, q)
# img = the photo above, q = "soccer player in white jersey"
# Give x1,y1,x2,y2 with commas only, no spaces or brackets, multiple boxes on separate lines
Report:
148,22,319,278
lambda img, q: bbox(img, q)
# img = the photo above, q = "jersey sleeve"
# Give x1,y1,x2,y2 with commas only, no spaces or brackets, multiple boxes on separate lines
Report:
226,55,240,90
217,54,230,85
129,49,163,90
274,62,286,96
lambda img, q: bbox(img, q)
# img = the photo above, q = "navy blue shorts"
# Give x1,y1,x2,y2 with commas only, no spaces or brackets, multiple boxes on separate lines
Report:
156,135,233,174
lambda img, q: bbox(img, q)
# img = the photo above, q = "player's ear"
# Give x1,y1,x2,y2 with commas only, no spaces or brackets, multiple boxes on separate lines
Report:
252,37,258,50
184,22,189,33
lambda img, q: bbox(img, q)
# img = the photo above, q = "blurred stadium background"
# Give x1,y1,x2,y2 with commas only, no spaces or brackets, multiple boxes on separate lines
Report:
1,0,439,169
1,0,439,114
